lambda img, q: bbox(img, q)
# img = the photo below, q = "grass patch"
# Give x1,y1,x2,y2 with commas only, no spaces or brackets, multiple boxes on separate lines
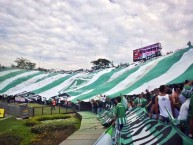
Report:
0,117,36,145
0,132,23,145
0,113,81,145
25,114,72,126
31,127,77,145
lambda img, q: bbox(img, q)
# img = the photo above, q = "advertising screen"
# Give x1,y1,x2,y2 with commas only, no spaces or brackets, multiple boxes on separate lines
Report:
133,43,162,62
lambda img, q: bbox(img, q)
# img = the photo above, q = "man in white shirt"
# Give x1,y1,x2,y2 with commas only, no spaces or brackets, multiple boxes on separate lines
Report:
155,85,174,123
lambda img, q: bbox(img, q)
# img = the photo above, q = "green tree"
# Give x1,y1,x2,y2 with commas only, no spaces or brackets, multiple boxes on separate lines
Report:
13,57,36,70
187,41,192,47
91,58,112,70
26,61,36,70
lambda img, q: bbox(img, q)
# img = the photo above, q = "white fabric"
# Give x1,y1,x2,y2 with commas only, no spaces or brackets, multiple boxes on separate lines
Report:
0,69,20,77
0,71,39,90
179,94,186,104
105,56,166,96
66,68,113,93
6,73,49,95
38,73,82,99
94,132,113,145
8,73,66,96
178,98,190,121
108,65,135,83
158,94,172,118
102,96,106,102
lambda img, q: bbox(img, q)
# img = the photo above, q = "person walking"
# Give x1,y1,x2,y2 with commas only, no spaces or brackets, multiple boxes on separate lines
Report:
52,99,56,110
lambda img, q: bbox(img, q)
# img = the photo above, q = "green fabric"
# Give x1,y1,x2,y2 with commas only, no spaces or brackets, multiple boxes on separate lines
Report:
68,67,124,98
167,63,193,84
35,73,58,83
134,98,140,105
117,117,127,125
115,103,126,118
106,125,113,136
0,70,28,82
134,98,147,107
0,72,42,93
98,107,193,145
110,47,191,97
33,74,73,94
70,66,139,102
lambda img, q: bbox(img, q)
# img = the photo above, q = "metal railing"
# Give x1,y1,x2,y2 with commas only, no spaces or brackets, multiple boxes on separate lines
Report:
30,105,77,116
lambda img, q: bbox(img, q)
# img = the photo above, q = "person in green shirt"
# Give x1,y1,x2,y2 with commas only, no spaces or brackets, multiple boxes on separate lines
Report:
114,97,127,131
134,93,147,107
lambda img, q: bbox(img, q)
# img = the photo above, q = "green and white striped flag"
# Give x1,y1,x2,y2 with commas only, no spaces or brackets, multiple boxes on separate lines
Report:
121,94,128,110
96,107,193,145
94,126,113,145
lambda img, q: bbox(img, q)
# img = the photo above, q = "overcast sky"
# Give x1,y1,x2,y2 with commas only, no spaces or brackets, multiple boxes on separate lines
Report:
0,0,192,70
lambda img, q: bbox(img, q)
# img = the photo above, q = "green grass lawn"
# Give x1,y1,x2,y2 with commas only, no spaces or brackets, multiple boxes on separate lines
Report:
0,102,80,144
0,117,37,145
0,112,81,145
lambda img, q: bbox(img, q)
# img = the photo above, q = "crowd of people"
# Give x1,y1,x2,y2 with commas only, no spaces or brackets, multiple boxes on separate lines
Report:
132,79,193,139
90,95,114,114
141,80,193,140
89,79,193,139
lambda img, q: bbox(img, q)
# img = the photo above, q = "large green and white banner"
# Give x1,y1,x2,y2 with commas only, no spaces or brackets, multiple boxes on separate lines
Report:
95,107,193,145
0,46,193,102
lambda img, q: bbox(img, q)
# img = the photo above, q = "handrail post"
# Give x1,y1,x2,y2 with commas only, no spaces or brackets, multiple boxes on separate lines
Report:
42,107,43,115
33,107,34,117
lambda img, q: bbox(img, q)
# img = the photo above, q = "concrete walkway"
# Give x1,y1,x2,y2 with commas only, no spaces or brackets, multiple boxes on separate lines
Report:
60,111,106,145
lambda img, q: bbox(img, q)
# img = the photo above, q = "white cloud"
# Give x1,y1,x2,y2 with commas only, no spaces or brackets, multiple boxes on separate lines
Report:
0,0,192,70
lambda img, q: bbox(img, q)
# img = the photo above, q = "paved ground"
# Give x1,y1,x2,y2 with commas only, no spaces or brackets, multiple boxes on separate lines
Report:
59,111,106,145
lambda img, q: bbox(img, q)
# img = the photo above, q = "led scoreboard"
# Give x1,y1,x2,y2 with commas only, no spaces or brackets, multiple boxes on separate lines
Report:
133,43,162,62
